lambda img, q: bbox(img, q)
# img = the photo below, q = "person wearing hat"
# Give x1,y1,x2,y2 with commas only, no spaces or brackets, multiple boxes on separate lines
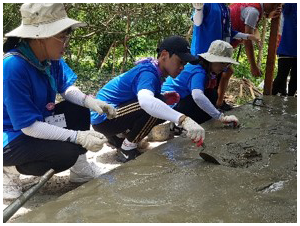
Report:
92,36,205,163
3,3,117,199
191,3,261,111
162,40,239,126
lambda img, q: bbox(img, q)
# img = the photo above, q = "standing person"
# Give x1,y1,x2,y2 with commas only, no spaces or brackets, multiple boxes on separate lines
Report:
272,3,297,96
3,3,116,199
162,40,239,126
92,36,205,163
230,3,282,75
191,3,260,111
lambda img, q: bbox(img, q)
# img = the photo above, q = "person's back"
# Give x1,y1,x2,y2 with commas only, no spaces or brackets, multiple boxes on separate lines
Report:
230,3,263,48
162,63,207,100
277,3,297,57
91,59,161,125
272,3,297,96
191,3,230,55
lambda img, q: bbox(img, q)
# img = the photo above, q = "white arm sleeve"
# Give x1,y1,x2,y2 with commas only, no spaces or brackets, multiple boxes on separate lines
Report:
233,32,250,40
192,89,222,119
193,9,204,26
61,86,86,107
21,121,77,143
137,89,183,124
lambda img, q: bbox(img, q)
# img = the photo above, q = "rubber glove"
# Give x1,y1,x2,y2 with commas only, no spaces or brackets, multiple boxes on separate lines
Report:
84,96,116,119
163,91,180,105
76,130,108,152
181,117,205,142
219,113,239,127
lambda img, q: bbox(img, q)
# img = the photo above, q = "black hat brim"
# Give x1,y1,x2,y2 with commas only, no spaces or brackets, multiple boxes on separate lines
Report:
177,52,199,65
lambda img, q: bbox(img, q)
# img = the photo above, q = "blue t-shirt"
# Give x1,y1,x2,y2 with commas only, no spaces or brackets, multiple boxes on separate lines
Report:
277,3,297,57
191,3,238,55
3,51,77,147
161,64,207,100
91,61,162,125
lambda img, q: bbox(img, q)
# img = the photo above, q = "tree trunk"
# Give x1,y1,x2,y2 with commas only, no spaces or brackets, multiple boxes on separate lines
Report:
257,16,267,69
264,15,281,95
112,41,116,76
120,14,130,74
75,44,83,66
186,24,193,41
99,42,115,73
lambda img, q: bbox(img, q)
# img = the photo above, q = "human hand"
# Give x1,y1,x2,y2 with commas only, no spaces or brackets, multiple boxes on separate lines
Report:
181,117,205,143
268,6,282,19
248,34,261,45
219,114,239,127
76,130,108,152
84,95,116,119
192,3,204,10
163,91,180,105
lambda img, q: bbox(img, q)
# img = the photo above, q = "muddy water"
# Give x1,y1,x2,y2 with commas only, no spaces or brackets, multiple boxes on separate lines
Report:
15,96,297,223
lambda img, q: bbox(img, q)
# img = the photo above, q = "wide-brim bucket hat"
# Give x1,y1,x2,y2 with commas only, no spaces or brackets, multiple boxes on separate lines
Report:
199,40,239,65
5,3,86,39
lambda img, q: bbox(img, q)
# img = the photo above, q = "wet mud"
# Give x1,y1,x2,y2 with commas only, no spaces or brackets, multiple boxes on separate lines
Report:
14,96,297,223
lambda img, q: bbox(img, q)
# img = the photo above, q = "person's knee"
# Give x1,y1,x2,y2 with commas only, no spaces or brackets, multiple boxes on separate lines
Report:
17,143,86,176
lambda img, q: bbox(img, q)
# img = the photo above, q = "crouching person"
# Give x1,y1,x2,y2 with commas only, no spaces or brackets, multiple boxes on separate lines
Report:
162,40,239,126
3,3,116,199
92,36,205,163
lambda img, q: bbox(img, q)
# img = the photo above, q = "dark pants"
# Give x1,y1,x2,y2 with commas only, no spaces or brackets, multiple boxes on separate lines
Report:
173,89,218,125
93,99,165,144
3,101,90,176
272,56,297,96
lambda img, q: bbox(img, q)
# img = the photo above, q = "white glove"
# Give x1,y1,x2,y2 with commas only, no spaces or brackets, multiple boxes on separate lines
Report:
76,130,108,152
84,96,116,119
181,117,205,142
192,3,204,10
219,113,239,126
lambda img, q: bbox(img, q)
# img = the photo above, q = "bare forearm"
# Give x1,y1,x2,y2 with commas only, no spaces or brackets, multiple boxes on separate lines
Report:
244,40,257,67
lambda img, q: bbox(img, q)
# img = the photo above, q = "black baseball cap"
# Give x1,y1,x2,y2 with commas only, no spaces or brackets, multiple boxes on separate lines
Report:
157,36,199,65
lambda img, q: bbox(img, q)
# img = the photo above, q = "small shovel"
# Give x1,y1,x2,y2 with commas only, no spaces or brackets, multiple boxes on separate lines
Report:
196,139,220,165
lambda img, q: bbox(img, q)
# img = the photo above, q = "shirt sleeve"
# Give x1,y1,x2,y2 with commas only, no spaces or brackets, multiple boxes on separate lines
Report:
57,59,77,94
189,70,206,92
134,71,160,95
242,7,260,29
4,59,44,130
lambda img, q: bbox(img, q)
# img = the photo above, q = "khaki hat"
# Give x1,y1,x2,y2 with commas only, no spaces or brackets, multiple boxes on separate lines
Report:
199,40,239,65
5,3,86,39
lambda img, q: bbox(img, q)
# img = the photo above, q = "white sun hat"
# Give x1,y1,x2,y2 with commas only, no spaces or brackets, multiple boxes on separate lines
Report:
5,3,86,39
199,40,239,65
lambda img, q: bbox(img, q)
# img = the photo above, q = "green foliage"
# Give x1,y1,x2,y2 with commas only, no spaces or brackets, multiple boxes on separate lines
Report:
3,3,277,94
3,3,22,35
